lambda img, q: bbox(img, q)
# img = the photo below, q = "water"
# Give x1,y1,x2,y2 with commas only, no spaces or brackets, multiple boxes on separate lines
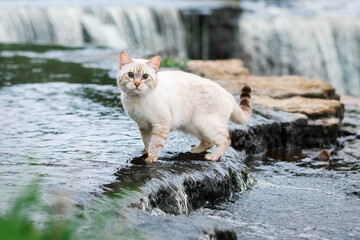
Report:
200,146,360,239
0,58,135,210
237,15,360,96
238,0,360,97
0,4,186,58
1,44,359,239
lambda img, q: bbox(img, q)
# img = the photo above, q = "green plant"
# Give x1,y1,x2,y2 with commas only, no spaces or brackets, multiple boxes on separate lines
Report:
0,182,72,240
159,58,188,71
0,182,146,240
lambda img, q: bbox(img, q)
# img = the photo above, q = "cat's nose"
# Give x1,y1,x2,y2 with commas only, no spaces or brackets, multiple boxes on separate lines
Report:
134,82,140,88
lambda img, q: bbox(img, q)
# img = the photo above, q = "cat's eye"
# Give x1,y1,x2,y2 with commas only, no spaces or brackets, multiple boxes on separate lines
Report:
142,74,149,80
128,72,134,78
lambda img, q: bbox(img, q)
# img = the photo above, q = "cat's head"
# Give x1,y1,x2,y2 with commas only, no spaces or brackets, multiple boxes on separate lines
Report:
117,51,161,95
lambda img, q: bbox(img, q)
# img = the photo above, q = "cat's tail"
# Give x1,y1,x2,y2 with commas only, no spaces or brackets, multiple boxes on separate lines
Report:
230,85,252,124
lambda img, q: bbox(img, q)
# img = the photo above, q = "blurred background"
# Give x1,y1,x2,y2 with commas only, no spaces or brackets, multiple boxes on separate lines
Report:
0,0,359,96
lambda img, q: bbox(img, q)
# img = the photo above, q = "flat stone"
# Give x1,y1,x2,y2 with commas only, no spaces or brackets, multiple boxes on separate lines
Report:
186,59,250,79
252,95,344,120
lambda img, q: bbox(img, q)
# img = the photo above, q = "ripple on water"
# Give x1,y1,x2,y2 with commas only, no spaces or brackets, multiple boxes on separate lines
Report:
0,82,140,210
199,142,360,239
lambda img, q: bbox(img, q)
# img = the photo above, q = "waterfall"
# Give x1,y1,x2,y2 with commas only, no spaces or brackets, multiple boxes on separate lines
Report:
0,6,186,59
237,16,360,96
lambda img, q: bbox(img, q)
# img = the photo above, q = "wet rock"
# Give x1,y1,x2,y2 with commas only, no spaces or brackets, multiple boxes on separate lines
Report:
102,149,255,215
303,117,341,148
230,110,308,153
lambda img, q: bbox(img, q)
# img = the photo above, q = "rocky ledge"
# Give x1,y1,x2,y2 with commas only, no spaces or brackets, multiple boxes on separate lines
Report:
187,59,347,153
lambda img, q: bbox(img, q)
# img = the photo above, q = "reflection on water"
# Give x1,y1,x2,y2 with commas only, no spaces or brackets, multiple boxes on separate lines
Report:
0,55,114,87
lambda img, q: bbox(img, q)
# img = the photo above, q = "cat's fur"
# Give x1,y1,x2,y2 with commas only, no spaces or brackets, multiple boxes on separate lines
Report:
117,51,251,163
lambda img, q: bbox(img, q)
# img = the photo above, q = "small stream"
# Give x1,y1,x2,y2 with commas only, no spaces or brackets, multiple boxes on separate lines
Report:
0,44,359,239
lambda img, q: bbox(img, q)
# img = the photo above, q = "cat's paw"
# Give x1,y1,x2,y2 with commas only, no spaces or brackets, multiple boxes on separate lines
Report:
145,156,157,163
204,153,221,162
190,145,206,153
141,149,148,155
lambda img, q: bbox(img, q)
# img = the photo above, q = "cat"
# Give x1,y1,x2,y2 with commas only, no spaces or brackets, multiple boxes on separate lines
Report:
117,51,252,163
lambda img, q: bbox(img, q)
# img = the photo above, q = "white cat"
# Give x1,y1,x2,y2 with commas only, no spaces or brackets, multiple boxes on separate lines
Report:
117,51,252,163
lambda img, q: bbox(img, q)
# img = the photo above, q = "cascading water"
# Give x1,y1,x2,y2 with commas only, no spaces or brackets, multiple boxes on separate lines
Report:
237,0,360,97
237,16,360,97
0,6,186,58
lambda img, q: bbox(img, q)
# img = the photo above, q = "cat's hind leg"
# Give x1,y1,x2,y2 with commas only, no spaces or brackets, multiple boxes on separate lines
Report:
192,116,230,161
204,129,231,161
190,140,213,153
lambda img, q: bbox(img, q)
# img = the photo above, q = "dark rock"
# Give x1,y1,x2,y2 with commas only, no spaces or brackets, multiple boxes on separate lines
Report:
303,118,340,148
349,192,360,198
230,109,309,154
180,6,242,59
230,107,344,153
102,149,255,215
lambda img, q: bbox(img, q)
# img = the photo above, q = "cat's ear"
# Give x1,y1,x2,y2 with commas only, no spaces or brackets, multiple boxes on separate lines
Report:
147,56,161,71
119,51,133,68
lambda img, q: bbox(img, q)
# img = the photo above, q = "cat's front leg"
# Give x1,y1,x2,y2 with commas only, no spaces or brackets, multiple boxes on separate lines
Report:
139,127,151,155
145,123,170,163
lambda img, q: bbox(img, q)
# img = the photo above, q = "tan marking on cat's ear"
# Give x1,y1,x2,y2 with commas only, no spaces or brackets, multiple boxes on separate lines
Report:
147,56,161,71
120,51,133,68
